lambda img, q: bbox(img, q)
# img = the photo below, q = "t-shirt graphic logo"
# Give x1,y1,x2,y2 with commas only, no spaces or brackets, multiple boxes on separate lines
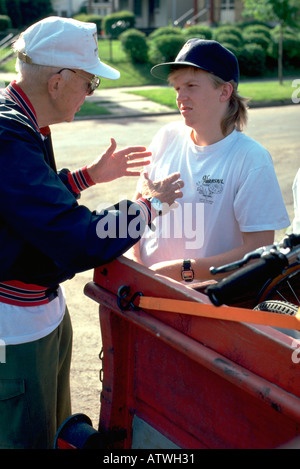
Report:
196,175,224,204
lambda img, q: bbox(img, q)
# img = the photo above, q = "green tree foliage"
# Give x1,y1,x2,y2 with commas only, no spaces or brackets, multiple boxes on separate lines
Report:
19,0,53,26
0,0,53,29
0,0,7,15
6,0,22,28
243,0,300,83
0,14,11,31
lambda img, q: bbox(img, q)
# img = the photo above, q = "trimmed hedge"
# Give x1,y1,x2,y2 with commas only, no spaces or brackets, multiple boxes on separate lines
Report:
73,14,102,33
182,25,213,40
213,25,244,43
149,26,182,40
144,23,300,78
269,27,300,67
243,32,270,50
243,24,272,41
120,28,148,63
102,11,135,38
149,33,185,64
238,43,267,76
215,32,242,49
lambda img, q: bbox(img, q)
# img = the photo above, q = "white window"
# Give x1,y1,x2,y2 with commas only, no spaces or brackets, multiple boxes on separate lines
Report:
220,0,235,22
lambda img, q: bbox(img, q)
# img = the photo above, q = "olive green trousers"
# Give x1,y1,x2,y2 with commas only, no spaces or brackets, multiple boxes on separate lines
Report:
0,308,72,449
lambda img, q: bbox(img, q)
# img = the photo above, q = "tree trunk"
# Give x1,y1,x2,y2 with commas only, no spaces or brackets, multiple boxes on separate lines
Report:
278,22,283,85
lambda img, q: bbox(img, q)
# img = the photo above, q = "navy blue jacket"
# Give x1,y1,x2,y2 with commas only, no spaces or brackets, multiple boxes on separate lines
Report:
0,82,149,288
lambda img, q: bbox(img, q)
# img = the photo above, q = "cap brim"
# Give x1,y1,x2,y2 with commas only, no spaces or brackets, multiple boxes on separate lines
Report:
85,59,120,80
151,61,210,81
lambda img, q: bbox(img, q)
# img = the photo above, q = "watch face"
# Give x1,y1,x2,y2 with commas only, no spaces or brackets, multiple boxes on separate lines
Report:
151,197,163,212
181,259,194,282
182,271,194,281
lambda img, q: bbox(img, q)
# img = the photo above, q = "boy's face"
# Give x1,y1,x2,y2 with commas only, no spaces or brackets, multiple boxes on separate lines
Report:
169,67,225,131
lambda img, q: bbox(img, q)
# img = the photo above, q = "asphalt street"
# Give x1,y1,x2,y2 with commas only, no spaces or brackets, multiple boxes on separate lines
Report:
50,105,299,427
2,74,299,443
52,104,299,224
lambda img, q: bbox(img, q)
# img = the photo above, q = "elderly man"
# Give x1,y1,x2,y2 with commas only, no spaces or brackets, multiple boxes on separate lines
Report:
132,38,290,282
0,17,182,449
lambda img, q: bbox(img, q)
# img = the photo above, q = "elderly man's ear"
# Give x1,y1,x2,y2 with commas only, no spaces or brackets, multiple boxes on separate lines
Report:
47,73,63,99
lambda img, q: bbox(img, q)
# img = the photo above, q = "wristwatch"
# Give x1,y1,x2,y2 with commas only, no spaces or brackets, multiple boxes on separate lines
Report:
147,197,163,216
181,259,194,282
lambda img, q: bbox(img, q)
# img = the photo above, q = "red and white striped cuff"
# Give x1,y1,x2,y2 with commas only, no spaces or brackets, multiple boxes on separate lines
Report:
67,166,95,194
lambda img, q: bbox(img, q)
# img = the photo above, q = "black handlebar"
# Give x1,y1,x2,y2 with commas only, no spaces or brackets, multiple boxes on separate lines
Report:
206,251,289,307
282,233,300,249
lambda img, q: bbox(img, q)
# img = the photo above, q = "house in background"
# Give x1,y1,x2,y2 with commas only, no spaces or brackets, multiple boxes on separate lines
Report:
51,0,245,29
51,0,83,17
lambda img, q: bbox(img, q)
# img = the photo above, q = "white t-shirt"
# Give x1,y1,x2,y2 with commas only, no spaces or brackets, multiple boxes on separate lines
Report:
138,123,290,267
0,286,66,345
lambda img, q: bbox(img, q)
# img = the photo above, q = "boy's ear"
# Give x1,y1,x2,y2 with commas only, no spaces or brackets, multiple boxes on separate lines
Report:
220,82,233,102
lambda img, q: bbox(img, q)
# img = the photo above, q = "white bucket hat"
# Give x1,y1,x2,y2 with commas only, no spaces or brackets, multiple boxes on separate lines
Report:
16,16,120,80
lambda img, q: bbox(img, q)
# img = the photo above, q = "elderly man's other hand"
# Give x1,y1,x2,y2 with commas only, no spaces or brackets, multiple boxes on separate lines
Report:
141,171,184,209
86,138,151,184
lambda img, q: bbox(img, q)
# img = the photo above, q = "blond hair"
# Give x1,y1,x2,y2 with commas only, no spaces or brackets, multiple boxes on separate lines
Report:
209,74,249,134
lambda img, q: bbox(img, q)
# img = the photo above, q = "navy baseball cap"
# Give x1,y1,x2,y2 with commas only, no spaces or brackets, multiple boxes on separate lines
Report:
151,38,239,84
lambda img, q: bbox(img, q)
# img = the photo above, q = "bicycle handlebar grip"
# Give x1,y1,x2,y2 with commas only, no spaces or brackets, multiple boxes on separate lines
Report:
206,253,288,306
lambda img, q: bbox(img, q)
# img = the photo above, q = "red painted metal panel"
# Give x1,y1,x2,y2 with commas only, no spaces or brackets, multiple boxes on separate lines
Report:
85,256,300,449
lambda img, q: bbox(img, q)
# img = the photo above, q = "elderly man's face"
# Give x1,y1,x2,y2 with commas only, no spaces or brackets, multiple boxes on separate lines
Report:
53,69,97,123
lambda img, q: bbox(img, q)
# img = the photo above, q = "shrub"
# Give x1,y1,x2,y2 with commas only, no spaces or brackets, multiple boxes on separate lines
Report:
183,25,213,40
269,27,300,67
221,42,240,59
103,10,135,38
149,26,182,40
73,14,102,33
149,34,185,64
243,25,272,41
120,28,148,63
0,14,11,31
243,32,270,51
216,33,241,49
238,43,266,76
213,25,244,43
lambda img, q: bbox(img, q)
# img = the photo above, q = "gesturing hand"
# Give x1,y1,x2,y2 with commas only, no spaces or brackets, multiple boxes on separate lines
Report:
141,171,184,207
86,138,151,184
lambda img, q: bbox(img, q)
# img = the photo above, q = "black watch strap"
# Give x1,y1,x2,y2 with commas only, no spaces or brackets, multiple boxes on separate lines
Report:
181,259,194,282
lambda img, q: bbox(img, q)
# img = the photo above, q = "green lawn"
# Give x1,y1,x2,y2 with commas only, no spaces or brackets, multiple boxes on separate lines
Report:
76,79,297,116
0,39,162,88
1,38,298,115
128,80,297,110
76,101,112,117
